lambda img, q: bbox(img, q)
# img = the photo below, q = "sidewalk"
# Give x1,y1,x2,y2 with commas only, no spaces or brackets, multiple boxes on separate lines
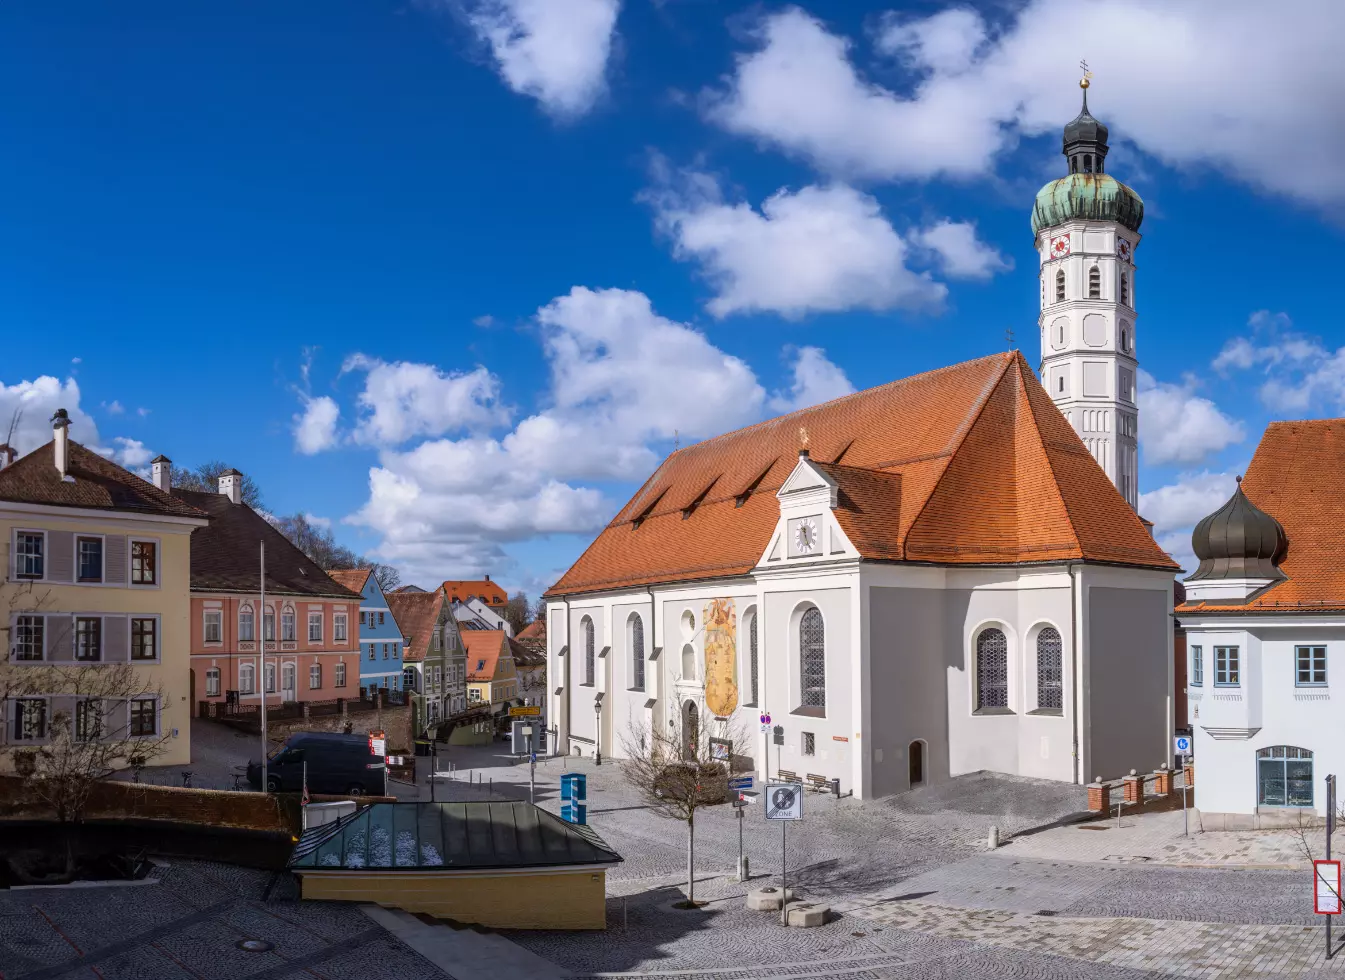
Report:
997,806,1324,869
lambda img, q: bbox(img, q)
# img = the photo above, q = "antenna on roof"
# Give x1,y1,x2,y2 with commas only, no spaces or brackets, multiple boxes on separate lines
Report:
1005,327,1015,350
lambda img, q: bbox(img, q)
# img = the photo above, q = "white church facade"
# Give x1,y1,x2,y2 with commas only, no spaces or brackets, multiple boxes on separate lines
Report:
544,86,1179,800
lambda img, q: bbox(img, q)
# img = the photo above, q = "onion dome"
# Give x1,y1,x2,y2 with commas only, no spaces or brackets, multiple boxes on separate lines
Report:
1031,80,1145,235
1188,477,1288,582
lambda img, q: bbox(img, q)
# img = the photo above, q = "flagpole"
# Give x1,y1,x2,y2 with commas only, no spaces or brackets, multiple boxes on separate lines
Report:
260,540,268,793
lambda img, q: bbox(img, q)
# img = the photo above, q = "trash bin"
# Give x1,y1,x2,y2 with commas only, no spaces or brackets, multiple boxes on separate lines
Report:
414,739,430,757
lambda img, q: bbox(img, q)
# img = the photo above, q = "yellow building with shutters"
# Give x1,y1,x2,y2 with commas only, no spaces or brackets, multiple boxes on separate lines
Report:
0,412,208,770
463,630,518,707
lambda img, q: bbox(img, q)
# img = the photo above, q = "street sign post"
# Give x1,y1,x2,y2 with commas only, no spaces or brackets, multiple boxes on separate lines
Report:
727,775,754,792
772,725,784,780
766,783,803,927
1174,735,1193,837
1325,774,1339,959
510,705,542,717
759,711,771,734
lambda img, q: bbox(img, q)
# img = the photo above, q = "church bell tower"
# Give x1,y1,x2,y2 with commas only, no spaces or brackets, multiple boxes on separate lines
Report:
1032,76,1144,509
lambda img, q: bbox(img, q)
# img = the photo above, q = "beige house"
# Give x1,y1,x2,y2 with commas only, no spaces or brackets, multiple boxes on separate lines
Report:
0,411,208,768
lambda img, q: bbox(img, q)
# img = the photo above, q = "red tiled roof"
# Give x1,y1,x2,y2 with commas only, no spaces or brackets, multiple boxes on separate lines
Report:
547,352,1175,597
517,619,546,641
173,490,361,598
1178,419,1345,614
0,439,207,519
386,590,446,662
463,630,508,681
440,580,508,606
327,568,373,594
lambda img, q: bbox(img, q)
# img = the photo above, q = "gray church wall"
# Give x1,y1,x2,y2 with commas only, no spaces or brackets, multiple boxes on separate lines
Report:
1087,584,1169,781
869,587,948,797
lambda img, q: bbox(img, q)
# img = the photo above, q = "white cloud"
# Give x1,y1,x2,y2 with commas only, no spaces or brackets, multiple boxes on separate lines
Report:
304,513,333,530
102,400,125,415
465,0,621,119
348,287,769,583
1139,469,1238,573
648,171,947,317
705,2,1345,210
473,314,496,327
1211,310,1345,414
137,407,151,418
110,437,154,470
0,376,100,454
1137,370,1244,466
343,356,509,447
293,395,341,455
769,346,855,413
912,220,1011,280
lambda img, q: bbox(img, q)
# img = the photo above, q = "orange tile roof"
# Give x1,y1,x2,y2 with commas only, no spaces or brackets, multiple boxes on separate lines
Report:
1178,419,1345,614
547,352,1176,597
327,569,373,594
462,630,509,681
440,580,509,606
517,619,546,641
385,590,446,662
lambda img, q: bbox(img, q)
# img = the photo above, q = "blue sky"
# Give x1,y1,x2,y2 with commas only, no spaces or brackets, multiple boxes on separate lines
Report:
3,0,1343,594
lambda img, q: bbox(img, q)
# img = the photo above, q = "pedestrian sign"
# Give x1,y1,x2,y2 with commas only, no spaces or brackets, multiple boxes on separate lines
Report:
765,782,803,821
1174,735,1192,756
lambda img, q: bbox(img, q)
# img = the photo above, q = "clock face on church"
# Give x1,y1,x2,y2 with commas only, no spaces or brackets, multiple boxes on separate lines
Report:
791,517,820,556
1116,238,1133,262
1050,235,1071,258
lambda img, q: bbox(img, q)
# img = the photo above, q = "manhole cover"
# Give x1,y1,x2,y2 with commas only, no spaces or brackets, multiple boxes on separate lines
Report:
236,940,275,952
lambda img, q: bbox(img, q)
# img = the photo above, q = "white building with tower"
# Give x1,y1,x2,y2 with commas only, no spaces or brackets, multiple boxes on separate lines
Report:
1033,79,1143,509
541,84,1176,801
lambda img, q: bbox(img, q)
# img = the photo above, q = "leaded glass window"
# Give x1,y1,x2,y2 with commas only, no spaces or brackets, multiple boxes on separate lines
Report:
1257,746,1313,807
582,617,595,686
800,607,825,709
1036,627,1062,712
976,628,1008,710
748,612,759,706
631,615,645,691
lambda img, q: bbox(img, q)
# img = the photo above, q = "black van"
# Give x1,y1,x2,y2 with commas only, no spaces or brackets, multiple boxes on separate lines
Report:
246,732,386,795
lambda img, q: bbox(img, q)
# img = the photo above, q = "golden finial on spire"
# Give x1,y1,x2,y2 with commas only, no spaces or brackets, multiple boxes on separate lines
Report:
1079,59,1094,89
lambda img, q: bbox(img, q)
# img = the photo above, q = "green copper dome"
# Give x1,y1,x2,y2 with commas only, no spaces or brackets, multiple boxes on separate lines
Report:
1031,173,1145,236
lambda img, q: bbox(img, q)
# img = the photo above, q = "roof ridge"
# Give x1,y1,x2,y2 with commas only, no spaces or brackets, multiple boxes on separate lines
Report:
670,352,1015,458
901,352,1019,558
1010,354,1083,557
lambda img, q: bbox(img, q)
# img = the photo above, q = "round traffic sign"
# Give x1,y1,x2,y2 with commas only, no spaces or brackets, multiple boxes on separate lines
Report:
760,712,771,726
771,786,796,810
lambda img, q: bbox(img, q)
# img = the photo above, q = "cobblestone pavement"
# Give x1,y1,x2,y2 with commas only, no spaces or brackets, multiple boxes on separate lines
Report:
0,860,454,980
998,805,1322,869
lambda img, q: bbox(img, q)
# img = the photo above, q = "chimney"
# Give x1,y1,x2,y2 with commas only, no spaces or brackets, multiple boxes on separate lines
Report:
51,409,71,479
218,468,243,505
0,444,15,470
151,455,172,492
485,574,491,582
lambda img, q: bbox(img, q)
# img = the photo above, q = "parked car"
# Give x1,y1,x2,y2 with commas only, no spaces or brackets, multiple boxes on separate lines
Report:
246,732,386,795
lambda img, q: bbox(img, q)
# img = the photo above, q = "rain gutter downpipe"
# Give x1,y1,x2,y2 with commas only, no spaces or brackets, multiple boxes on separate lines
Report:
1070,561,1083,785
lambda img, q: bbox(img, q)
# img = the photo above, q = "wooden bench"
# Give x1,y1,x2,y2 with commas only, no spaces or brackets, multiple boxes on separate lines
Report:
777,769,799,783
806,773,838,795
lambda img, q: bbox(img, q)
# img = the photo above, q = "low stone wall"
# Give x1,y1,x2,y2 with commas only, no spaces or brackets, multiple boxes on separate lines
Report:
1197,808,1327,831
204,703,414,755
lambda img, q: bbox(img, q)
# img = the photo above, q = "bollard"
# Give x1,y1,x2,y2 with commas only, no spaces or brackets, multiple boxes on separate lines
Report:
987,825,1000,850
1122,771,1143,804
1087,777,1111,814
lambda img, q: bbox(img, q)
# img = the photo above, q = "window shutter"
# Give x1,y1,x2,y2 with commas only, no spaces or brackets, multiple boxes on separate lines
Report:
103,616,130,662
48,531,74,583
104,536,128,586
45,616,73,661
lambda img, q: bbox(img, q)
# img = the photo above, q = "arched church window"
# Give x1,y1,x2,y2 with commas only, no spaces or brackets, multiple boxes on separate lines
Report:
1054,269,1065,303
800,607,825,709
1088,265,1101,298
1121,328,1129,353
1120,272,1130,307
629,614,645,692
1036,627,1063,712
975,628,1008,711
582,616,595,686
746,609,759,706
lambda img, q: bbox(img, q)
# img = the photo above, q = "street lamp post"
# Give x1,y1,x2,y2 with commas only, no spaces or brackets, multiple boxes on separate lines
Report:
594,699,602,766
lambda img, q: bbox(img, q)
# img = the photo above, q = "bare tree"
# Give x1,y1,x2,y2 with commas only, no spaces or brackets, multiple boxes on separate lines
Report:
1,585,171,882
531,595,547,623
175,461,264,509
270,513,399,591
372,563,401,593
504,590,531,634
620,699,745,908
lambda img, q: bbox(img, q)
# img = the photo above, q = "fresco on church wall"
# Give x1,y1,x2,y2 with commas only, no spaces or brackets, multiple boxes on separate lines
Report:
703,598,738,718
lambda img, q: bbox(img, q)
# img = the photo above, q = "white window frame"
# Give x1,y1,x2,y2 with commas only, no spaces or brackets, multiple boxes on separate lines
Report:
14,530,46,581
334,662,347,688
12,615,45,662
308,611,323,644
281,608,296,642
11,696,50,741
264,662,277,694
74,615,103,662
203,609,223,645
239,662,256,695
75,697,104,742
334,613,348,642
205,667,221,698
238,605,255,643
129,537,160,588
75,534,106,584
310,663,322,689
131,616,159,662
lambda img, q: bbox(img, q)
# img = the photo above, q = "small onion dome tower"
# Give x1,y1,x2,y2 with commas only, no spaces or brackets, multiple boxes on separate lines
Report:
1188,477,1289,583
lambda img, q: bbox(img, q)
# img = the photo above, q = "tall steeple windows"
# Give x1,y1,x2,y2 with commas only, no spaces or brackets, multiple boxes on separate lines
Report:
1088,265,1101,298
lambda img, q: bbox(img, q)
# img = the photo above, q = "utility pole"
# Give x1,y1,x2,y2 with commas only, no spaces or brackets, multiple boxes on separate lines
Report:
259,541,268,793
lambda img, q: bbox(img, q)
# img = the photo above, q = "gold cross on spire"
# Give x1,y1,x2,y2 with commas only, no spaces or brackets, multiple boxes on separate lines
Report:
1079,59,1094,89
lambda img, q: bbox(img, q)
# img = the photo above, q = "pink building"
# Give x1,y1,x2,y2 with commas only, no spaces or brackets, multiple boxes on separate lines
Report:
157,463,362,712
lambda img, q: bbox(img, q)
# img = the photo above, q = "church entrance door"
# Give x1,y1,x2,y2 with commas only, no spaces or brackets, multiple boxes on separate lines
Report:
909,740,925,788
682,700,698,760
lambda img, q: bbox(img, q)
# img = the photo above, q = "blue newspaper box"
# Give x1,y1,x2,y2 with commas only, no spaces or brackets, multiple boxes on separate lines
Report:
561,773,587,824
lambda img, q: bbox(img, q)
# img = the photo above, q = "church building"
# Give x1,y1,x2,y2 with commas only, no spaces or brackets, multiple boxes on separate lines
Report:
543,84,1179,799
